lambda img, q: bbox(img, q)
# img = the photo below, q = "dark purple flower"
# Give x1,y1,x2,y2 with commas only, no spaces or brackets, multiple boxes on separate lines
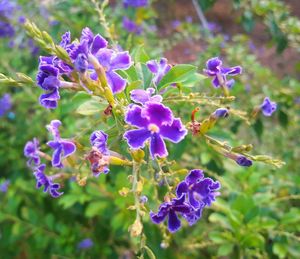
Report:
182,204,204,226
123,0,148,8
0,21,15,37
46,120,76,168
150,194,192,233
24,138,40,167
77,238,94,250
122,17,143,35
93,49,132,94
147,58,171,85
176,169,220,209
0,93,12,117
204,57,242,88
212,108,229,118
0,180,10,193
33,164,63,198
123,102,187,159
130,88,162,105
236,155,252,167
260,97,277,117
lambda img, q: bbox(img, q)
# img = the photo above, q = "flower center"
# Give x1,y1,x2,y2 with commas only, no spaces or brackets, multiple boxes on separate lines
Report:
148,123,159,133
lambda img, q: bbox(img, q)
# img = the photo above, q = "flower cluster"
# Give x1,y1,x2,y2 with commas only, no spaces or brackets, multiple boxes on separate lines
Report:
150,169,220,232
123,0,149,8
24,120,76,197
0,0,17,38
123,17,143,35
36,28,131,108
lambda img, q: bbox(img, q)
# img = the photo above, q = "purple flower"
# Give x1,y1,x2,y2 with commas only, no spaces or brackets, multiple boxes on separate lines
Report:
33,164,63,198
140,195,148,204
236,155,252,167
176,169,220,209
0,21,15,37
204,57,242,88
260,97,277,117
69,27,108,63
122,17,143,35
123,0,148,8
147,58,171,85
0,93,12,117
77,238,94,250
211,108,229,118
24,138,40,167
150,194,192,233
87,130,110,176
46,120,76,168
0,180,10,193
123,102,187,159
130,88,162,105
185,16,193,23
0,0,17,38
93,49,132,94
171,20,181,29
207,22,221,33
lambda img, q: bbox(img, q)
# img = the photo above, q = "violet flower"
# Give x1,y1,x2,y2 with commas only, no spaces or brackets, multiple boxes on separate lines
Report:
176,169,220,209
130,87,162,105
77,238,94,250
46,120,76,168
150,194,192,233
260,97,277,117
123,102,187,159
0,93,12,117
122,17,143,35
88,130,110,176
0,0,17,38
24,138,40,167
92,48,132,94
0,180,10,193
147,58,171,85
33,164,63,198
204,57,242,88
123,0,148,8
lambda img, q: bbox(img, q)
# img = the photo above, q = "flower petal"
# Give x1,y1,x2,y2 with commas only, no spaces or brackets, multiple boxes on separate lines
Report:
91,34,107,55
149,133,168,159
142,102,173,127
168,210,181,232
146,60,158,73
39,89,60,109
60,140,76,157
110,51,131,70
206,57,222,73
159,118,187,143
176,181,188,197
123,129,151,149
125,105,149,128
106,70,127,94
52,145,63,168
185,169,204,185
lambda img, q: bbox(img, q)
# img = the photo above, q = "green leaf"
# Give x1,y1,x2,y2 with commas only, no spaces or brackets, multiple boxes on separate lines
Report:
278,109,288,128
253,118,263,139
273,242,288,258
157,64,197,89
85,201,108,218
133,45,150,63
76,97,107,115
209,231,226,244
144,245,156,259
217,243,234,256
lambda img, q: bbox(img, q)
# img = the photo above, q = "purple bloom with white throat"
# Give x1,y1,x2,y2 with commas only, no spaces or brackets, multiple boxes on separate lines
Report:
93,48,132,94
204,57,242,88
87,130,110,176
130,87,162,105
123,102,187,159
33,164,63,198
260,97,277,117
24,138,40,167
147,58,171,85
176,169,220,209
150,194,192,233
46,120,76,168
0,93,12,117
